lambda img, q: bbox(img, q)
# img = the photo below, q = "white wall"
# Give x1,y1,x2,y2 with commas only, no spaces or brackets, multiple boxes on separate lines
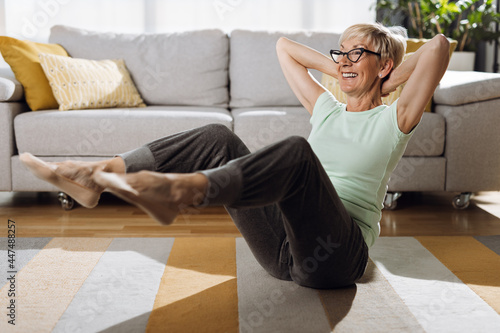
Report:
0,0,375,69
1,0,376,42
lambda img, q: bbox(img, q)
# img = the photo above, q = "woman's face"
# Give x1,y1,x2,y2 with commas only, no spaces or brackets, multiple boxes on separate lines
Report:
336,38,382,97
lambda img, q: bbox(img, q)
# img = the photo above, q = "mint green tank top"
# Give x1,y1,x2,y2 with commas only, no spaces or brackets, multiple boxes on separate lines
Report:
308,91,415,247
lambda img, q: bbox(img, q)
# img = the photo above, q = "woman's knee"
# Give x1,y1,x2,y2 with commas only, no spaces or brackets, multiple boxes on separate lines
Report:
280,136,314,158
204,123,250,157
200,123,233,138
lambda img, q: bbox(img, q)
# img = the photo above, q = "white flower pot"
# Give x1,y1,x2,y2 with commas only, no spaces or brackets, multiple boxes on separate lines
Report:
448,51,476,71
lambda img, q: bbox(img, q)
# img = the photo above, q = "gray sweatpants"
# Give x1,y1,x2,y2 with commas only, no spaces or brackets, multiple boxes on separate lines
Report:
118,124,368,289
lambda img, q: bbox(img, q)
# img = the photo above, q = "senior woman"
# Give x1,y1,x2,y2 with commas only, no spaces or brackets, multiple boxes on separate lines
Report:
21,23,450,289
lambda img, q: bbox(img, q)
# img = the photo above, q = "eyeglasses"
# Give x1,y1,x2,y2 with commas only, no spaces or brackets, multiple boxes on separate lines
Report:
330,48,381,63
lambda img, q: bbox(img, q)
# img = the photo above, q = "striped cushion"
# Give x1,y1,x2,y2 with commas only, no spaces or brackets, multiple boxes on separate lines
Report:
1,236,499,331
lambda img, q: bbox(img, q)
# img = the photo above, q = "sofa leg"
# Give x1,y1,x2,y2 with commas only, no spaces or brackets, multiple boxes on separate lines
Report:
58,192,75,211
384,192,402,210
452,192,472,210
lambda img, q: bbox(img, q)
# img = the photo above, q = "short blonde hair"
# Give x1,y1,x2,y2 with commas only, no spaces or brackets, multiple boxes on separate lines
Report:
339,23,407,68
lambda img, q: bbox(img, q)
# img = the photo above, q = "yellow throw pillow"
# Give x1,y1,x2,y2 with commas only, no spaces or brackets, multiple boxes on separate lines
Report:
0,36,68,111
321,53,412,109
39,53,146,111
406,38,457,58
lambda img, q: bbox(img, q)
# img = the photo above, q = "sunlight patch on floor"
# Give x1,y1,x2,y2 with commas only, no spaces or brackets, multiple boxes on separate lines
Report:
473,192,500,219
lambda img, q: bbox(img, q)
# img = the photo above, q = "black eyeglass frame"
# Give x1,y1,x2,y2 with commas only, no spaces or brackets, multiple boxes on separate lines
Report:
330,48,381,63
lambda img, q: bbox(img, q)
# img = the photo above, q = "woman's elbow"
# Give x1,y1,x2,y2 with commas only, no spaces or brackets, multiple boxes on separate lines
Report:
276,37,288,52
434,34,450,57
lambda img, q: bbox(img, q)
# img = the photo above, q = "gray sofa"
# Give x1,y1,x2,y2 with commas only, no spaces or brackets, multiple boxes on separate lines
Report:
2,25,500,210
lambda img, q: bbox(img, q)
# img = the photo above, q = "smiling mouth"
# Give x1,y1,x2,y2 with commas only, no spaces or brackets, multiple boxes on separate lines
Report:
342,73,358,78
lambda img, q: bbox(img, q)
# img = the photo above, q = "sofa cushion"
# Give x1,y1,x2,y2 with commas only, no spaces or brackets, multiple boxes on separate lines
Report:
229,30,341,108
49,25,229,107
232,107,312,152
14,106,232,156
434,70,500,106
404,112,445,157
388,157,446,191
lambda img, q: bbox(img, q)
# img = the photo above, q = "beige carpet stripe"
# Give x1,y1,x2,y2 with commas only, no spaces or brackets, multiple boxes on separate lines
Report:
0,237,112,333
52,238,174,333
146,237,238,333
370,237,500,332
0,237,52,289
319,259,424,332
416,236,500,314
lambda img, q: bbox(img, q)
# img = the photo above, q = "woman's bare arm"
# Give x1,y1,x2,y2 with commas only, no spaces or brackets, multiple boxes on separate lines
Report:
276,37,338,115
382,34,450,134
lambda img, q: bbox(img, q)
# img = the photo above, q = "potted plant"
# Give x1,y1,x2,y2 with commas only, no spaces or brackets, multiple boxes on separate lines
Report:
375,0,500,70
375,0,463,39
451,0,500,51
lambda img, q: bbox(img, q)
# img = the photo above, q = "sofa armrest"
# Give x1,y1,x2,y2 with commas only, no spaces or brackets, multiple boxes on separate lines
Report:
435,97,500,192
0,102,29,190
0,67,24,102
434,70,500,106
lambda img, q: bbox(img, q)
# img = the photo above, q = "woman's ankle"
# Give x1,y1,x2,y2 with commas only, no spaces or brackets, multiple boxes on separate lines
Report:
100,157,126,174
168,173,208,207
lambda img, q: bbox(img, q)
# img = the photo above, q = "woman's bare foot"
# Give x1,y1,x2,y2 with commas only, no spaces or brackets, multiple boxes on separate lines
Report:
92,170,208,225
19,153,123,208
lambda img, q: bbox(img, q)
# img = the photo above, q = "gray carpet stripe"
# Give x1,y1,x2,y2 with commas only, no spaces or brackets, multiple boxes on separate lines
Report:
370,237,500,332
475,235,500,255
52,237,174,333
235,238,331,333
0,237,52,288
319,259,424,332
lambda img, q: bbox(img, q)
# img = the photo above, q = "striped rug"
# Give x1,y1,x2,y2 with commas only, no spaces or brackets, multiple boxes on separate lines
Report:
1,236,500,332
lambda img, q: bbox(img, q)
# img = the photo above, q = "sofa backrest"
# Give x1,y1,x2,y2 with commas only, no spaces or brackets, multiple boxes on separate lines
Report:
229,30,341,108
49,26,341,109
49,25,229,107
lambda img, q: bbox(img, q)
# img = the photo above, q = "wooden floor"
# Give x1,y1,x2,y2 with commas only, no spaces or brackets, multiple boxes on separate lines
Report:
1,191,500,237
